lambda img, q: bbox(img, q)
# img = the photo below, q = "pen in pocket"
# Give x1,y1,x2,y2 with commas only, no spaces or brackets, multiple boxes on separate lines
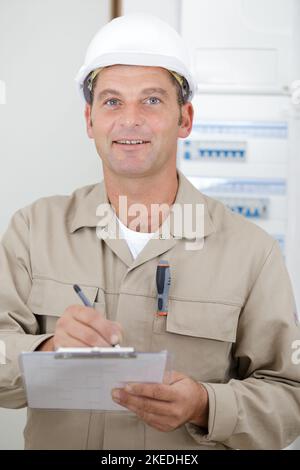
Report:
73,284,120,348
156,260,171,316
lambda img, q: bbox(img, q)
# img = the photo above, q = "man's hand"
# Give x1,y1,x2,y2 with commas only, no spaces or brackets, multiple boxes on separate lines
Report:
111,371,209,432
36,305,123,351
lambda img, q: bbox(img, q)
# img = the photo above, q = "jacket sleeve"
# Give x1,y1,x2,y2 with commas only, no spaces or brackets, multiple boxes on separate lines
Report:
0,209,53,408
186,241,300,449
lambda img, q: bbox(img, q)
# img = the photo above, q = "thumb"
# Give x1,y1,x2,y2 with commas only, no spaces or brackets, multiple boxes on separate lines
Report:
169,370,187,384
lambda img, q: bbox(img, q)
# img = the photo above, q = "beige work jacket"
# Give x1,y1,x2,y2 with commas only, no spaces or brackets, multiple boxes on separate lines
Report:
0,170,299,449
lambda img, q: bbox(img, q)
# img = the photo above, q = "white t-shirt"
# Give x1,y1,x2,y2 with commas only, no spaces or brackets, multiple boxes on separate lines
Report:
116,216,157,259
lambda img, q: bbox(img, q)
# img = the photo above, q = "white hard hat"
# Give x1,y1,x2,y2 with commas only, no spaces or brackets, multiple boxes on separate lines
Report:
75,12,196,103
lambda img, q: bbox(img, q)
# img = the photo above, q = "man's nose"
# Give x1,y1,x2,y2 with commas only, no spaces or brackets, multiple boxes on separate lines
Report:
118,104,145,127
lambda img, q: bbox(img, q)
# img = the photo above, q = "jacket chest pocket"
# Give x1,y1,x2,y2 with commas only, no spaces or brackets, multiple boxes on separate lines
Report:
26,278,104,334
152,298,241,383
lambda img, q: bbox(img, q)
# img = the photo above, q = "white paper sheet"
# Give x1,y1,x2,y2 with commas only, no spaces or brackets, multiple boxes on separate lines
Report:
19,350,169,411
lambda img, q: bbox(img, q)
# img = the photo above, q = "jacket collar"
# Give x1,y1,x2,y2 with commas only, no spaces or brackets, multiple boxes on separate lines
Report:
67,169,216,240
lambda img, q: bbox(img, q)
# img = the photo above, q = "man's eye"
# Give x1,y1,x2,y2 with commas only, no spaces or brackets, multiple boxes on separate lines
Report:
105,98,119,106
146,97,161,105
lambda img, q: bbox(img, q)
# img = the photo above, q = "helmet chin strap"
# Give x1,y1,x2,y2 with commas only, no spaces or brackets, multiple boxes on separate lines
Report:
87,68,103,93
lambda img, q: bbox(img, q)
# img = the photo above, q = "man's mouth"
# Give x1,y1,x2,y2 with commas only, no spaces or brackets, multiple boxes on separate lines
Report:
113,139,150,146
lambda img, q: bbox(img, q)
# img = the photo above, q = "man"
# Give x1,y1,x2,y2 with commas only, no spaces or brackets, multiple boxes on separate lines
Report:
0,13,300,450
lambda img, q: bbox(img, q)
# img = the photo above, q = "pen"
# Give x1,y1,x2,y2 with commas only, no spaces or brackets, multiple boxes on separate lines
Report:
73,284,120,348
156,260,171,316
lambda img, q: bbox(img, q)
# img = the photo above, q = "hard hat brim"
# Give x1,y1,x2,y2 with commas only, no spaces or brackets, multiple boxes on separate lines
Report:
75,52,195,102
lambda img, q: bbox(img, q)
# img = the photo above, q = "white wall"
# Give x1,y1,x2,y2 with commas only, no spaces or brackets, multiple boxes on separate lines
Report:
0,0,110,449
0,0,109,235
123,0,181,29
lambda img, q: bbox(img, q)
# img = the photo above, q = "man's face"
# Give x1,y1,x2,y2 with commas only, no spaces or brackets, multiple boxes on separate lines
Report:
85,65,193,178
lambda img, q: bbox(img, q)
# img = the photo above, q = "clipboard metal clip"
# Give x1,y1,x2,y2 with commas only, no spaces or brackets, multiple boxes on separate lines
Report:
54,347,136,359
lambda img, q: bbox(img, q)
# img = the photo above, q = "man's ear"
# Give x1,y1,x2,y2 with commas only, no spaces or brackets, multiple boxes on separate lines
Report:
178,102,194,139
85,103,94,139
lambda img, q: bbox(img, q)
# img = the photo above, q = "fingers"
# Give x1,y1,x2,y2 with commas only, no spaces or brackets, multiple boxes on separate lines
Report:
121,382,177,402
60,319,111,347
71,306,123,345
54,305,123,348
111,388,179,432
53,331,92,349
112,388,174,417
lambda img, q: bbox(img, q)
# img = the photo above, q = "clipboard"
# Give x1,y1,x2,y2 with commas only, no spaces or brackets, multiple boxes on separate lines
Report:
54,346,137,359
19,348,171,411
